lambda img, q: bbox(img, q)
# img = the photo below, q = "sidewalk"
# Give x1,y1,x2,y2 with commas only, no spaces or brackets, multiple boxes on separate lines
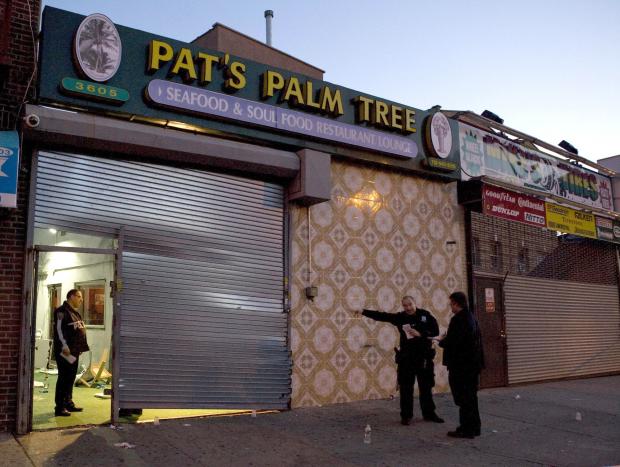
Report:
3,375,619,466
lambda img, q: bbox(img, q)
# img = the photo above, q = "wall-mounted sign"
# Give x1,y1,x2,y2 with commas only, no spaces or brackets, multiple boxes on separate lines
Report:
545,203,597,239
595,216,620,244
0,131,20,208
423,112,457,171
484,288,495,313
37,7,462,179
459,123,613,210
146,80,417,158
73,13,122,82
483,184,546,228
60,77,129,105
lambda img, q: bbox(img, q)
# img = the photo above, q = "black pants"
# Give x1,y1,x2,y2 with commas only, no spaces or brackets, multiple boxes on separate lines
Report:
448,369,481,435
54,352,79,410
397,360,436,420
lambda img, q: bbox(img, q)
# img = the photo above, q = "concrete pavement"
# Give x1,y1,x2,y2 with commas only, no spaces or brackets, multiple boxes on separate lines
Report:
3,375,619,466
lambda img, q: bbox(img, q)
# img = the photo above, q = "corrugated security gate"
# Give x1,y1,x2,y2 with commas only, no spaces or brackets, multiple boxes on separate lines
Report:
34,151,291,409
471,211,620,385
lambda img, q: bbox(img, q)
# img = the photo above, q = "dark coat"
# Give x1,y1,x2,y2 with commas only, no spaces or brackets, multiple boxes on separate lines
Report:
53,301,90,355
362,308,439,366
439,308,484,373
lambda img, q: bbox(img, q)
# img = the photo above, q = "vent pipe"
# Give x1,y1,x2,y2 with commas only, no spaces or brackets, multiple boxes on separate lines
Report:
264,10,273,46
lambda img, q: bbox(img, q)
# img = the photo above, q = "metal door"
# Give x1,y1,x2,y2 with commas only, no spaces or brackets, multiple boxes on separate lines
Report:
474,277,508,387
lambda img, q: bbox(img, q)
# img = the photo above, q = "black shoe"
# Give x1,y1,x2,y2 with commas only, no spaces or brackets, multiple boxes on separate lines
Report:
423,414,445,423
401,418,412,425
67,405,83,412
54,408,71,417
447,430,475,439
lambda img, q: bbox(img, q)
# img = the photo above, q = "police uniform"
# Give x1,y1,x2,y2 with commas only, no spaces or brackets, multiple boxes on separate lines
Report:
362,307,441,424
53,301,89,414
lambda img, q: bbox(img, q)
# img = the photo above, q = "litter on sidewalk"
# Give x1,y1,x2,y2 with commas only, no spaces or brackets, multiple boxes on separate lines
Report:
114,442,136,449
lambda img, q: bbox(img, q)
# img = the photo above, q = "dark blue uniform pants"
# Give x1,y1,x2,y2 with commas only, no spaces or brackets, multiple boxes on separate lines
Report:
398,360,436,420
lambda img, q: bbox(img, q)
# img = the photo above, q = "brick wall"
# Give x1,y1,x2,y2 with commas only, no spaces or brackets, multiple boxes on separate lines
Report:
0,0,40,432
471,211,617,285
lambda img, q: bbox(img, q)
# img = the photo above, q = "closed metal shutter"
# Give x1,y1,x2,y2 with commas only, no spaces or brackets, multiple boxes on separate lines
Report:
34,151,291,409
504,275,620,384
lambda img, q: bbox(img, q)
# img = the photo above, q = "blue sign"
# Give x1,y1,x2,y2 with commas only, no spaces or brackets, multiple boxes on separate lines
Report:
146,80,418,159
0,131,20,208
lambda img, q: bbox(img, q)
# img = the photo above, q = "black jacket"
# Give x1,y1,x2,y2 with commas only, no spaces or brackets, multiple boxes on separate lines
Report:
53,301,90,356
362,308,439,365
439,308,484,373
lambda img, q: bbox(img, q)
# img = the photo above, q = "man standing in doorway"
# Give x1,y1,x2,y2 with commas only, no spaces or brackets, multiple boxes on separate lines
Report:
53,289,89,416
353,296,444,425
438,291,484,438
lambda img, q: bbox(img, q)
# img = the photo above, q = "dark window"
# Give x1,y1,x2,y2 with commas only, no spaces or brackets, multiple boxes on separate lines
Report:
491,241,503,272
517,247,530,273
472,237,481,267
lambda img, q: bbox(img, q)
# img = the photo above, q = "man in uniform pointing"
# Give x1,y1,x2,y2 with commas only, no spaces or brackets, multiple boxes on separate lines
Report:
353,296,444,425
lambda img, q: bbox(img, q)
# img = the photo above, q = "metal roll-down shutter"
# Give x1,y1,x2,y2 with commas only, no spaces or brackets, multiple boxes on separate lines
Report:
34,151,291,408
504,275,620,384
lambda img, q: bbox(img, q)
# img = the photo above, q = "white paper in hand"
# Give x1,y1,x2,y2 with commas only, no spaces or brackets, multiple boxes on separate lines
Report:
61,353,77,364
402,324,418,339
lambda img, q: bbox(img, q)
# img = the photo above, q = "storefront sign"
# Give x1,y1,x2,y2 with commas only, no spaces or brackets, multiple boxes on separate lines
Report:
37,8,462,178
423,112,457,171
459,123,613,210
545,203,597,239
595,216,620,244
483,184,546,228
61,77,129,105
146,80,417,158
0,130,20,208
73,13,122,82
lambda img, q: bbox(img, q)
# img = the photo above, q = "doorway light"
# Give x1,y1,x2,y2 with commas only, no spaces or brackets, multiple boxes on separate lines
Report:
48,229,57,234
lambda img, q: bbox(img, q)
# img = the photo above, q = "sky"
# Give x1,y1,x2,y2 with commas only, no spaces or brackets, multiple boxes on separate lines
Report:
40,0,620,165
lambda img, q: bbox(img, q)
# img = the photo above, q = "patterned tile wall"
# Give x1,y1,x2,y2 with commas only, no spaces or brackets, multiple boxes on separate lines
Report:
289,159,467,407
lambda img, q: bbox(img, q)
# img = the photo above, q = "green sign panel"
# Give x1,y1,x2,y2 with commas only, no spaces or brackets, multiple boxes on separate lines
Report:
38,7,461,179
60,78,129,104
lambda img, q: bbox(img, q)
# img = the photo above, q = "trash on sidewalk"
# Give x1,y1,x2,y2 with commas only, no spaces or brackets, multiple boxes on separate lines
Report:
183,423,191,427
154,417,160,425
364,424,372,444
114,442,136,449
251,410,257,418
109,425,123,431
514,394,521,400
575,411,582,421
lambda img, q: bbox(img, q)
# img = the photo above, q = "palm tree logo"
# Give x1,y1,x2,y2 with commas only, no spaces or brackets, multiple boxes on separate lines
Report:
74,13,122,82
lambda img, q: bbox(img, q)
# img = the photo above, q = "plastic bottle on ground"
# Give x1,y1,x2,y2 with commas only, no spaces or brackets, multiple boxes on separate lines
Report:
364,424,372,444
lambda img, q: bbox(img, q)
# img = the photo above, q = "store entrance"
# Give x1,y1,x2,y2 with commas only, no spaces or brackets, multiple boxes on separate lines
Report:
31,229,117,430
474,277,508,388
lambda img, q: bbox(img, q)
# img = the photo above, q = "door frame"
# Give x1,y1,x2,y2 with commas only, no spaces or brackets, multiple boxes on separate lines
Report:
473,275,508,388
17,244,121,433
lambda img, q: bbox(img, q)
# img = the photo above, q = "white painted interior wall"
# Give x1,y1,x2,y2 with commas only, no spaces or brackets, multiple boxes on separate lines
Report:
33,230,115,372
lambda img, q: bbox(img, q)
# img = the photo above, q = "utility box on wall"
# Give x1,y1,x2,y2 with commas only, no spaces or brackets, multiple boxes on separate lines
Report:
288,149,331,206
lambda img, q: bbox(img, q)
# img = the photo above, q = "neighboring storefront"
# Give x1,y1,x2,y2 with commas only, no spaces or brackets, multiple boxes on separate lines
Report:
14,7,467,432
453,113,620,388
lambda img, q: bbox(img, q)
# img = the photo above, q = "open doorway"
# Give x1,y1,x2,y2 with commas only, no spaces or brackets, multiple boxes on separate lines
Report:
31,229,116,430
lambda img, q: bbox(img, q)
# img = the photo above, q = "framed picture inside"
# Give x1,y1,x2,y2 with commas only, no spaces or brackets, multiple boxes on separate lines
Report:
75,280,106,327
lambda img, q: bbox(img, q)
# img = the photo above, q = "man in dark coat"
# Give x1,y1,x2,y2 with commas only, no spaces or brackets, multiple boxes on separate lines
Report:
355,296,444,425
438,291,484,438
53,289,89,416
